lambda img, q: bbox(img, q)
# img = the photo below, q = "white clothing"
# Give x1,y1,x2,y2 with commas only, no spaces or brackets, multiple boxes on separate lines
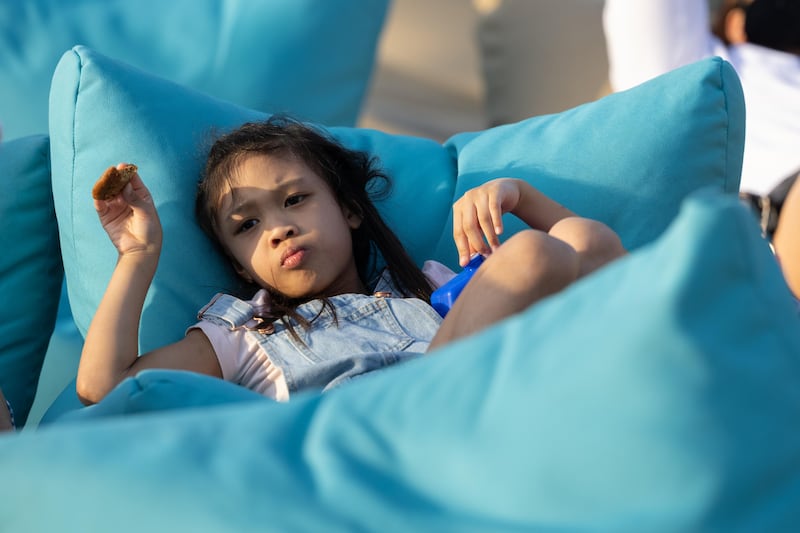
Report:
603,0,800,195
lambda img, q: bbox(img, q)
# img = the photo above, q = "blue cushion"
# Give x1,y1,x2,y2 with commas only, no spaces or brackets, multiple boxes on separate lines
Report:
436,58,744,264
49,46,456,353
3,190,799,530
57,370,264,424
48,45,745,362
0,0,389,139
0,135,63,427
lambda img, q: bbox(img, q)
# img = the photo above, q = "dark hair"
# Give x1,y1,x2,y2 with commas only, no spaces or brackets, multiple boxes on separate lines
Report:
196,116,433,329
744,0,800,53
712,0,800,53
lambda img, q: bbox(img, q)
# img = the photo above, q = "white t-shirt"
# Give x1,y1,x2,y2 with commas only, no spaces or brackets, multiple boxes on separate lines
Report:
603,0,800,196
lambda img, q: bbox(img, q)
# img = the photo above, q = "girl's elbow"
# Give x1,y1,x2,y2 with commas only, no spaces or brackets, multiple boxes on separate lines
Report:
75,376,103,406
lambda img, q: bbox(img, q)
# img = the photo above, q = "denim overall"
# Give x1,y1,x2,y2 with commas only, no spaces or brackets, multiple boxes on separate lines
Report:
198,291,442,394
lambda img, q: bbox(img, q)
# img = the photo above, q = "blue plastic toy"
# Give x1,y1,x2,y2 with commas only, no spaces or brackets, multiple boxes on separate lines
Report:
431,254,486,317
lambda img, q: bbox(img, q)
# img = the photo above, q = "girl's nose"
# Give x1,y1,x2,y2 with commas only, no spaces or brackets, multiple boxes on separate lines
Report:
269,225,296,247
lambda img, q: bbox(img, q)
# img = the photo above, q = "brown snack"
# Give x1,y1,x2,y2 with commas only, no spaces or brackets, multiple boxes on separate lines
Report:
92,164,138,200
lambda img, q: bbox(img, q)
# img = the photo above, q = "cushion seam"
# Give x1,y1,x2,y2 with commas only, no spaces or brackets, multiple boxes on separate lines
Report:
69,47,82,292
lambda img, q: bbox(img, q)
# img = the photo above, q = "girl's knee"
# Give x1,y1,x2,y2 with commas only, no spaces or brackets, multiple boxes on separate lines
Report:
549,217,626,276
483,229,580,292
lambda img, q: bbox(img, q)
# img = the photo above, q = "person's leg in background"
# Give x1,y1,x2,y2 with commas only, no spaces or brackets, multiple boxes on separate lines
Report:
773,173,800,299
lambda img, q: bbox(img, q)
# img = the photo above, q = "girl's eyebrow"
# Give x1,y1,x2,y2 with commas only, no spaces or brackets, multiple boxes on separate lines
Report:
222,176,310,220
224,199,256,219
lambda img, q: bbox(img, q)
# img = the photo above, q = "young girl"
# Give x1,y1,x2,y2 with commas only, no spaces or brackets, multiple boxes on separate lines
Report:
76,117,625,405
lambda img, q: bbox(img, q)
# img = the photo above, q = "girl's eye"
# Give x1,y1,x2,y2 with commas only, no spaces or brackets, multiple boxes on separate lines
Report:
285,194,307,207
235,219,258,235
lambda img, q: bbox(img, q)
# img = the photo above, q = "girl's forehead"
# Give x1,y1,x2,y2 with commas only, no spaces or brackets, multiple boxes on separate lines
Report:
215,153,329,205
231,152,316,185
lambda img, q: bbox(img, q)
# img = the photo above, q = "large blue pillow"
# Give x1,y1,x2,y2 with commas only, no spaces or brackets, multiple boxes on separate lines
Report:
0,0,389,139
56,370,264,423
0,135,63,427
3,190,799,531
436,58,744,264
48,46,457,353
48,44,744,360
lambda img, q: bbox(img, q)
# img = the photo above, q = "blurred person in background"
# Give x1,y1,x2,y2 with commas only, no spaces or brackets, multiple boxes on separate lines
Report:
603,0,800,198
604,0,800,307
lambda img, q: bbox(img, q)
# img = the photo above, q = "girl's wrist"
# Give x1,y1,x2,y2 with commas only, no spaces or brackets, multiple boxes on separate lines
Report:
117,249,160,271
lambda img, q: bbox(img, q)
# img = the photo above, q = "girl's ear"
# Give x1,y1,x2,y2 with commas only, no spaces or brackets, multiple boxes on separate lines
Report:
344,207,362,230
231,258,254,283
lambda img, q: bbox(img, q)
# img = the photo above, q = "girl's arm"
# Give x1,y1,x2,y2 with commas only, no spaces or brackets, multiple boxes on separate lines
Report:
452,178,575,266
77,166,221,405
603,0,715,91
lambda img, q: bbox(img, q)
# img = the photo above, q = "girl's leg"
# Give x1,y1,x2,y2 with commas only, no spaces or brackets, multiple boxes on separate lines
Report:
427,218,625,351
548,216,627,278
428,229,579,351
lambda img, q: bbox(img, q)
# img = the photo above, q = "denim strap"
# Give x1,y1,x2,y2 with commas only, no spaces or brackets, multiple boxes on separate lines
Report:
197,293,256,330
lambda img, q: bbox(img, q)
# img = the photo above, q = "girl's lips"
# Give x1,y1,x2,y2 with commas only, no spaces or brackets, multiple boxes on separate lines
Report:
281,248,306,268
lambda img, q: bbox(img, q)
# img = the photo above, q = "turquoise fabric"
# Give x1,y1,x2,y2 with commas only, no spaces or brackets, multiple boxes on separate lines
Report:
0,135,62,427
0,0,389,140
3,190,799,531
57,370,264,424
48,46,744,360
48,46,456,353
437,58,744,264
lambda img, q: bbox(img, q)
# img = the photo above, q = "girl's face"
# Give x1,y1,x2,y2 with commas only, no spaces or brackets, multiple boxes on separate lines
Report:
215,154,364,298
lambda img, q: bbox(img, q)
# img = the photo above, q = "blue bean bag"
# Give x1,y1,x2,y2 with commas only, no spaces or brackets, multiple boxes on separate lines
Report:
2,44,799,531
0,0,389,139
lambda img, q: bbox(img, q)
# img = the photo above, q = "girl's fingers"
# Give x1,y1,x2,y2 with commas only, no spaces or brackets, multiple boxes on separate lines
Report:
489,200,504,241
122,172,157,217
94,198,108,216
454,190,511,265
453,206,488,266
475,196,503,250
453,208,472,267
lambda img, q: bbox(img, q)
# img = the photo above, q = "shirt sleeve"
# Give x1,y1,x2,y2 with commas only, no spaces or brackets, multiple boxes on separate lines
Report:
422,260,457,289
187,320,247,384
187,314,289,401
603,0,717,91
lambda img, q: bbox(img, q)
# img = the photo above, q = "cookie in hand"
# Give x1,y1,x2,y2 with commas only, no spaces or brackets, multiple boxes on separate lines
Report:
92,164,138,200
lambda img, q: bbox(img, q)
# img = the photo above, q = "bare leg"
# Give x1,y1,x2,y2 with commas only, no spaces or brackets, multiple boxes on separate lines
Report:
773,177,800,298
548,217,627,277
0,388,13,432
428,218,625,352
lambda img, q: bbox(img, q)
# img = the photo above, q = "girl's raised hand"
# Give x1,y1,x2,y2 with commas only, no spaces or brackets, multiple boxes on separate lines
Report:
452,178,522,266
93,164,163,258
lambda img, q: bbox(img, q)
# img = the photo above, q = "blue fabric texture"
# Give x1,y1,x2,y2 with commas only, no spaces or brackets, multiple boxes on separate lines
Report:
0,0,389,140
6,35,795,530
0,135,62,427
2,190,799,530
56,370,264,424
436,58,744,265
48,46,744,361
48,46,457,352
